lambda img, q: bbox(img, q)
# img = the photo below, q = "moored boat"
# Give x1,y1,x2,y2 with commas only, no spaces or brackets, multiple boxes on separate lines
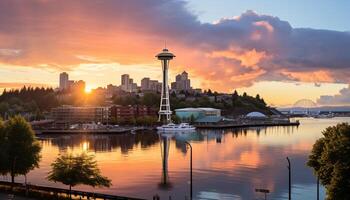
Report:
157,123,196,132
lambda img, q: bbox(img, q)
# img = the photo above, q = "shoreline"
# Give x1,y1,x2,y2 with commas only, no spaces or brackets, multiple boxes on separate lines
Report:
0,181,144,200
194,121,300,129
34,121,299,134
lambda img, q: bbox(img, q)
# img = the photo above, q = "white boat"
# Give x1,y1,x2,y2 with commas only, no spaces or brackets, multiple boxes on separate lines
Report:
157,123,196,132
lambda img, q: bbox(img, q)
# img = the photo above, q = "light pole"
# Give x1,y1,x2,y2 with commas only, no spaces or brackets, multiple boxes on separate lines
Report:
184,141,193,200
286,157,291,200
317,177,319,200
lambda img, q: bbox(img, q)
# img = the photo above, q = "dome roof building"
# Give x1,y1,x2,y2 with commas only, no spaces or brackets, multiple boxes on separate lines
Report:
246,112,267,118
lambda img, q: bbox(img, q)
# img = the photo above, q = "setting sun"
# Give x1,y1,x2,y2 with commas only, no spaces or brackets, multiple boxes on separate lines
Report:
85,86,93,93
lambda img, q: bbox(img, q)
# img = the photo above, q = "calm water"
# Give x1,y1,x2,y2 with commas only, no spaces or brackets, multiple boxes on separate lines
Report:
3,117,350,200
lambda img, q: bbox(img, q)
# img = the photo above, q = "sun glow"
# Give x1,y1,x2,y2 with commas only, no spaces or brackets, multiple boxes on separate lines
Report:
85,86,93,93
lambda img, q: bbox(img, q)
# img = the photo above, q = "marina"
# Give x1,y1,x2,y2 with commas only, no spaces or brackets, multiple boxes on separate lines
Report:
34,127,145,135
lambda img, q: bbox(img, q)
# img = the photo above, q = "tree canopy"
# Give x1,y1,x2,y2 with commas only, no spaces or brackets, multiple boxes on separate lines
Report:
0,116,41,183
307,123,350,200
48,153,111,193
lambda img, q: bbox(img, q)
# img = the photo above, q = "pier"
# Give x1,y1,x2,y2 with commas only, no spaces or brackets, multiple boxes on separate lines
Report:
194,121,300,129
34,127,146,135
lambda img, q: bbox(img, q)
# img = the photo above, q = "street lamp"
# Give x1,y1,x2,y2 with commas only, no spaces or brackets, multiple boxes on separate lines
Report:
184,141,193,200
286,157,291,200
317,177,319,200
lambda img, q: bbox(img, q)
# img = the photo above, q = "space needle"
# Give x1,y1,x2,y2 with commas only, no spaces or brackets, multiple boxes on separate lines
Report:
156,48,175,124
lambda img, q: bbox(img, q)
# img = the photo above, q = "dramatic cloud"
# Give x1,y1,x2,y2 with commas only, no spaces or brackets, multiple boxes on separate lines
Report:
0,0,350,91
317,85,350,106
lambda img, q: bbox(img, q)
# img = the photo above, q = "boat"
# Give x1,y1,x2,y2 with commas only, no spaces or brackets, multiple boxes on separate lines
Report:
157,123,196,132
313,113,334,119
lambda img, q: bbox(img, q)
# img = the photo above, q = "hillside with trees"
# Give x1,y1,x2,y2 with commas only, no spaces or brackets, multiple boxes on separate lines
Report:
0,86,277,120
113,90,276,117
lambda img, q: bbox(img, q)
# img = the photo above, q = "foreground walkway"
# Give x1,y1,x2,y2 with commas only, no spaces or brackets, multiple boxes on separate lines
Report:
0,193,37,200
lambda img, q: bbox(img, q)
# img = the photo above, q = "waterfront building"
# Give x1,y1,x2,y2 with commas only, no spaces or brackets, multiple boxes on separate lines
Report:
171,71,191,92
51,105,108,124
109,105,157,121
59,72,69,90
109,105,135,121
156,48,175,123
245,111,268,119
175,107,221,121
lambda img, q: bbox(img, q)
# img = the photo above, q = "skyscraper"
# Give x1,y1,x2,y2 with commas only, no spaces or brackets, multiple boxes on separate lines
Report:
141,77,150,91
156,48,175,123
121,74,130,92
59,72,69,90
171,71,191,91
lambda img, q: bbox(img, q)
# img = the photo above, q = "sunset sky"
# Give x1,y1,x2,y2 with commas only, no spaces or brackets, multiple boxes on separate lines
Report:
1,0,350,106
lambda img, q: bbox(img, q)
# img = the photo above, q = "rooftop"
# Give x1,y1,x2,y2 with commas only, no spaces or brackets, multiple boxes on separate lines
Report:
175,107,220,112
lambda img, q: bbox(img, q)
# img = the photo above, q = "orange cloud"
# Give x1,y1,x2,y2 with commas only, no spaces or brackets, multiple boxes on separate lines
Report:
209,49,267,67
0,1,350,93
281,70,334,83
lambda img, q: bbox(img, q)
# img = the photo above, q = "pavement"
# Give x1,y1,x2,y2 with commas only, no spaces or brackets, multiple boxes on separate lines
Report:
0,193,37,200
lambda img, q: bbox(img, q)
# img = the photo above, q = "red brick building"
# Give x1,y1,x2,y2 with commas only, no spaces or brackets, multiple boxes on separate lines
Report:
109,105,157,121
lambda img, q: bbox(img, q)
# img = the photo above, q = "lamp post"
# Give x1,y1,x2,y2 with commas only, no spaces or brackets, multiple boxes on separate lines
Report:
286,157,291,200
184,141,193,200
317,177,319,200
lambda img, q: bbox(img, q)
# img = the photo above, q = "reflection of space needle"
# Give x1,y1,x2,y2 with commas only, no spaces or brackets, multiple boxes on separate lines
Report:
158,132,175,189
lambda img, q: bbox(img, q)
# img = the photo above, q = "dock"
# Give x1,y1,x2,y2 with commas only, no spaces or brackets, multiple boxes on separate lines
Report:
34,127,146,135
194,121,300,129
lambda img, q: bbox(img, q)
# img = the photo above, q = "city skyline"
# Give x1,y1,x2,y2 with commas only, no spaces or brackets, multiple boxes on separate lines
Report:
1,0,350,106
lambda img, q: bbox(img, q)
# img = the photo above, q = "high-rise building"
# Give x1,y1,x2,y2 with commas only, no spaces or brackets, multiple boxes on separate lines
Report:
121,74,130,91
70,80,86,93
141,77,161,92
59,72,69,90
141,78,150,91
171,71,191,91
121,74,138,92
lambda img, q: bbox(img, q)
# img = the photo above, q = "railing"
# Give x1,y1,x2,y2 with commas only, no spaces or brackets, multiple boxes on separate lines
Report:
0,181,145,200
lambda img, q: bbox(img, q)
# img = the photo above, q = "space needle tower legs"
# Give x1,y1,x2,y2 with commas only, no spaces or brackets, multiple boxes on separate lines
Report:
156,48,175,124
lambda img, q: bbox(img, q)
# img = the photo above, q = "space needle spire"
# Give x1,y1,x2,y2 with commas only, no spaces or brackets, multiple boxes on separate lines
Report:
156,47,175,124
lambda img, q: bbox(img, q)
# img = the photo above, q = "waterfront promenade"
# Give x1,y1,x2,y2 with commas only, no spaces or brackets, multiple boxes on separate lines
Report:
0,181,145,200
0,193,36,200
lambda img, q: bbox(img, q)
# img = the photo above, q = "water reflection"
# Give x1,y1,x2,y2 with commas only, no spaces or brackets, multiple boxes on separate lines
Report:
39,131,159,153
17,118,350,199
159,133,173,189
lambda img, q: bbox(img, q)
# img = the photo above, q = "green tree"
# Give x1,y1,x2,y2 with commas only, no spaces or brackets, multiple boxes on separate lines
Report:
1,116,41,184
307,123,350,200
0,119,8,175
48,153,111,199
171,115,181,124
142,92,160,107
